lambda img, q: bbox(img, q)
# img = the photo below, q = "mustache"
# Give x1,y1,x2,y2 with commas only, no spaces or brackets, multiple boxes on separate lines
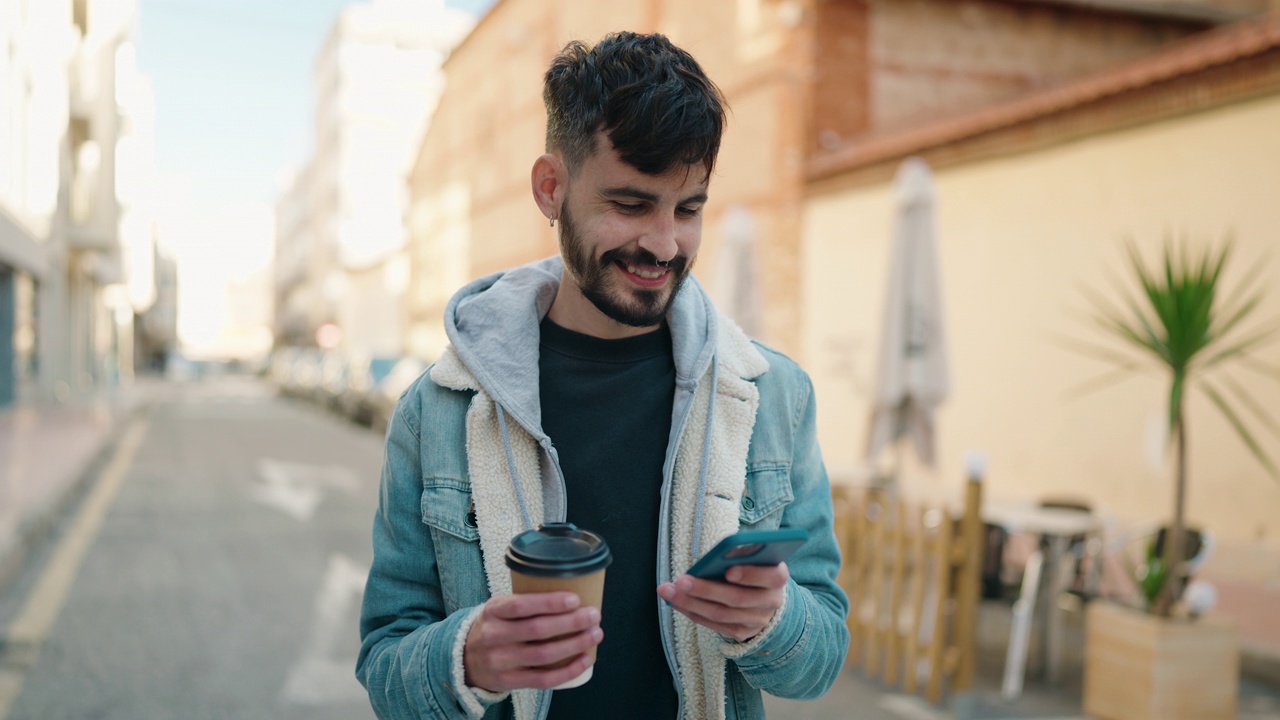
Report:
599,247,687,272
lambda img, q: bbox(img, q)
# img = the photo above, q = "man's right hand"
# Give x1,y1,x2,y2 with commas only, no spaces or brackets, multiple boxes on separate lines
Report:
463,592,603,693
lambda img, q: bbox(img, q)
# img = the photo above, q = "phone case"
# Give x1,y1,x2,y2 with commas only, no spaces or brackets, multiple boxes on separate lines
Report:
686,528,809,580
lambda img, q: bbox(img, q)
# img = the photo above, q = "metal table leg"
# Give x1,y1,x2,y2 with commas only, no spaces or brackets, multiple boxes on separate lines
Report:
1002,548,1043,700
1045,535,1069,683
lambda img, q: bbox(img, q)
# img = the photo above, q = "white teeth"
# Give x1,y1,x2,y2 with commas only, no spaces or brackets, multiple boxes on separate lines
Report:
625,264,666,280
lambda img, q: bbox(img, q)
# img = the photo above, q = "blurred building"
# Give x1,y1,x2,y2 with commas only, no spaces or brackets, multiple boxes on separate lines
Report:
408,0,1280,544
273,162,321,348
0,0,156,407
134,238,176,374
273,0,473,356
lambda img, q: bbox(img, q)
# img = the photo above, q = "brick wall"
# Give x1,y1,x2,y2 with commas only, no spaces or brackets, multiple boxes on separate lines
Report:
811,0,1205,151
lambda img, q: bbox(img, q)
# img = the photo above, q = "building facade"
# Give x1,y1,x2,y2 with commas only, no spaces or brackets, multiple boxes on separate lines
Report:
274,0,472,357
0,0,154,407
273,162,321,349
802,14,1280,547
135,239,176,374
403,0,1229,358
406,0,1280,545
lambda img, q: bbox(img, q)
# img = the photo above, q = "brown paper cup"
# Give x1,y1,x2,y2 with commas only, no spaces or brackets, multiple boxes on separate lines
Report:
505,523,612,690
509,567,607,688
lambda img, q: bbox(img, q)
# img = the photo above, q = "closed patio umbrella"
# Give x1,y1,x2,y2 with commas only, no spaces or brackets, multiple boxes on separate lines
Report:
866,157,950,473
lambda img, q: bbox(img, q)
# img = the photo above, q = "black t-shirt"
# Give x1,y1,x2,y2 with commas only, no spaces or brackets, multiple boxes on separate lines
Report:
539,317,680,719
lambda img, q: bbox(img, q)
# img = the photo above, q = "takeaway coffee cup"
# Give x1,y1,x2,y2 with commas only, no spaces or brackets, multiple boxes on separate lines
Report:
505,523,612,689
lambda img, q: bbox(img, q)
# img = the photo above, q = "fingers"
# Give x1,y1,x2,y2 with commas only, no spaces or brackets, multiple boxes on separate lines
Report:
492,626,604,672
657,579,772,641
486,591,580,620
476,620,604,686
655,564,787,641
465,596,604,692
500,651,596,690
658,582,775,626
477,606,600,644
658,586,776,642
668,575,763,610
668,570,784,608
724,562,789,589
674,608,761,642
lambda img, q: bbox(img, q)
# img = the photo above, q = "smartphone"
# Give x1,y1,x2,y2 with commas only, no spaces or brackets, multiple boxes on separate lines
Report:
686,528,808,581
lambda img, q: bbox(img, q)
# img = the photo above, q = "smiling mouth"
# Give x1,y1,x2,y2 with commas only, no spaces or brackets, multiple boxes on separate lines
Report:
622,263,668,280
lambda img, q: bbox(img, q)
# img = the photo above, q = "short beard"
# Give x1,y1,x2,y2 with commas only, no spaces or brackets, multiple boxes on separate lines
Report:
559,202,693,328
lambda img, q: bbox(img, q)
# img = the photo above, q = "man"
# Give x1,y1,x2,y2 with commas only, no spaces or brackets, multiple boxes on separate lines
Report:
356,31,848,720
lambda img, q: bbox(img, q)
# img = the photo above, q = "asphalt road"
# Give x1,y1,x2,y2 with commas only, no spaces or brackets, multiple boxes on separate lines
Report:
0,377,383,720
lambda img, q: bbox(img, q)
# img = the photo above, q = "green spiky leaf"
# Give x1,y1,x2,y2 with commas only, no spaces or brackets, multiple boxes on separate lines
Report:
1069,233,1280,574
1202,381,1280,479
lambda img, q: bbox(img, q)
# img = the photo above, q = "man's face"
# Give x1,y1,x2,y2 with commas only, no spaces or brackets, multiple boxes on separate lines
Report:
556,139,709,330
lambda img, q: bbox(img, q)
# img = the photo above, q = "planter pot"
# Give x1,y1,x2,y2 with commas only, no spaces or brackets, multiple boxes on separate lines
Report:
1084,601,1238,720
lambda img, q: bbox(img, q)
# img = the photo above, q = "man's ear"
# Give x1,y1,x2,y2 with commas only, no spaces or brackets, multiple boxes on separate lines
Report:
531,153,567,221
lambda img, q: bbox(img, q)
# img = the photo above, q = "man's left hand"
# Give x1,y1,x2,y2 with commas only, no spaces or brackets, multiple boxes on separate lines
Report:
656,562,788,642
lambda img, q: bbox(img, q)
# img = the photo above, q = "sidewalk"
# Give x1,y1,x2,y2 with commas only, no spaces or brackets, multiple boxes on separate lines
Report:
0,381,151,596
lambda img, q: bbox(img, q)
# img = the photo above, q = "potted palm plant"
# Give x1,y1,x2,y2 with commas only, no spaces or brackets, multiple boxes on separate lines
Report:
1074,237,1279,720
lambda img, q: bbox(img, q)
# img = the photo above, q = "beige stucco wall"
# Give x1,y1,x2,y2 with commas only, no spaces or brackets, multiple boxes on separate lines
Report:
803,93,1280,548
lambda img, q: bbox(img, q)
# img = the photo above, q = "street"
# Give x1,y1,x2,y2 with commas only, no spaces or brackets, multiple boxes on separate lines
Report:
0,377,381,720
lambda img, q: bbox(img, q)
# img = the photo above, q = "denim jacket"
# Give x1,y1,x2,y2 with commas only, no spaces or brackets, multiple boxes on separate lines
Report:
357,257,849,720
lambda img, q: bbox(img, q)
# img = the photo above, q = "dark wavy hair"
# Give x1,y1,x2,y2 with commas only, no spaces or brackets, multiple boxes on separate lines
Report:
543,32,727,178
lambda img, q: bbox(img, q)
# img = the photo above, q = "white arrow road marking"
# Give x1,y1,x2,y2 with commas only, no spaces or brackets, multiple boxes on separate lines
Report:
251,459,359,521
282,554,369,705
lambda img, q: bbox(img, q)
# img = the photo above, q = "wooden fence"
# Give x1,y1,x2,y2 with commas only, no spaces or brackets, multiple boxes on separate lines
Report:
833,478,984,705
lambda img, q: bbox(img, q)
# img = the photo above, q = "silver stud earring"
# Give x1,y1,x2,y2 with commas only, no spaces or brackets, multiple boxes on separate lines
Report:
550,216,556,228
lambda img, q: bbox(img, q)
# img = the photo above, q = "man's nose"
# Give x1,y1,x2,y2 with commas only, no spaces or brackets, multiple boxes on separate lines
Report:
638,213,679,263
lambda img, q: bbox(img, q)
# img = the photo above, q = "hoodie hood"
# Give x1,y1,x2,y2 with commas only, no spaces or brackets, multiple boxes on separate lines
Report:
443,255,719,439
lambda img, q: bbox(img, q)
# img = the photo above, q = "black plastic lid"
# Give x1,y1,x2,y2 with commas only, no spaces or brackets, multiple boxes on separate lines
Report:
504,523,612,578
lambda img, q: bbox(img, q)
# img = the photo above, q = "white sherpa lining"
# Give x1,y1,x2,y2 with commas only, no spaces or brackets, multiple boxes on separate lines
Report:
430,315,769,720
432,347,544,720
667,316,765,720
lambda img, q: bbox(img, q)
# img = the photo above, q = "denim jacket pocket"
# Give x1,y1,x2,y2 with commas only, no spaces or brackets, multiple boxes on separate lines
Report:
420,477,488,613
739,463,793,529
420,476,480,542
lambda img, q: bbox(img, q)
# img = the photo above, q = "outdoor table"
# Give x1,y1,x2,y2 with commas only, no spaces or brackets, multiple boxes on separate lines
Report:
983,501,1103,700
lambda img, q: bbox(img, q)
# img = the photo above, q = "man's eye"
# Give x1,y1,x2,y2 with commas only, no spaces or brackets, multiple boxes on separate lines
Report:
614,202,643,213
677,206,702,218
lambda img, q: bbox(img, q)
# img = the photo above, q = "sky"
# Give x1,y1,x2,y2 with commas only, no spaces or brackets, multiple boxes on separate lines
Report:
136,0,355,209
136,0,493,209
132,0,493,355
